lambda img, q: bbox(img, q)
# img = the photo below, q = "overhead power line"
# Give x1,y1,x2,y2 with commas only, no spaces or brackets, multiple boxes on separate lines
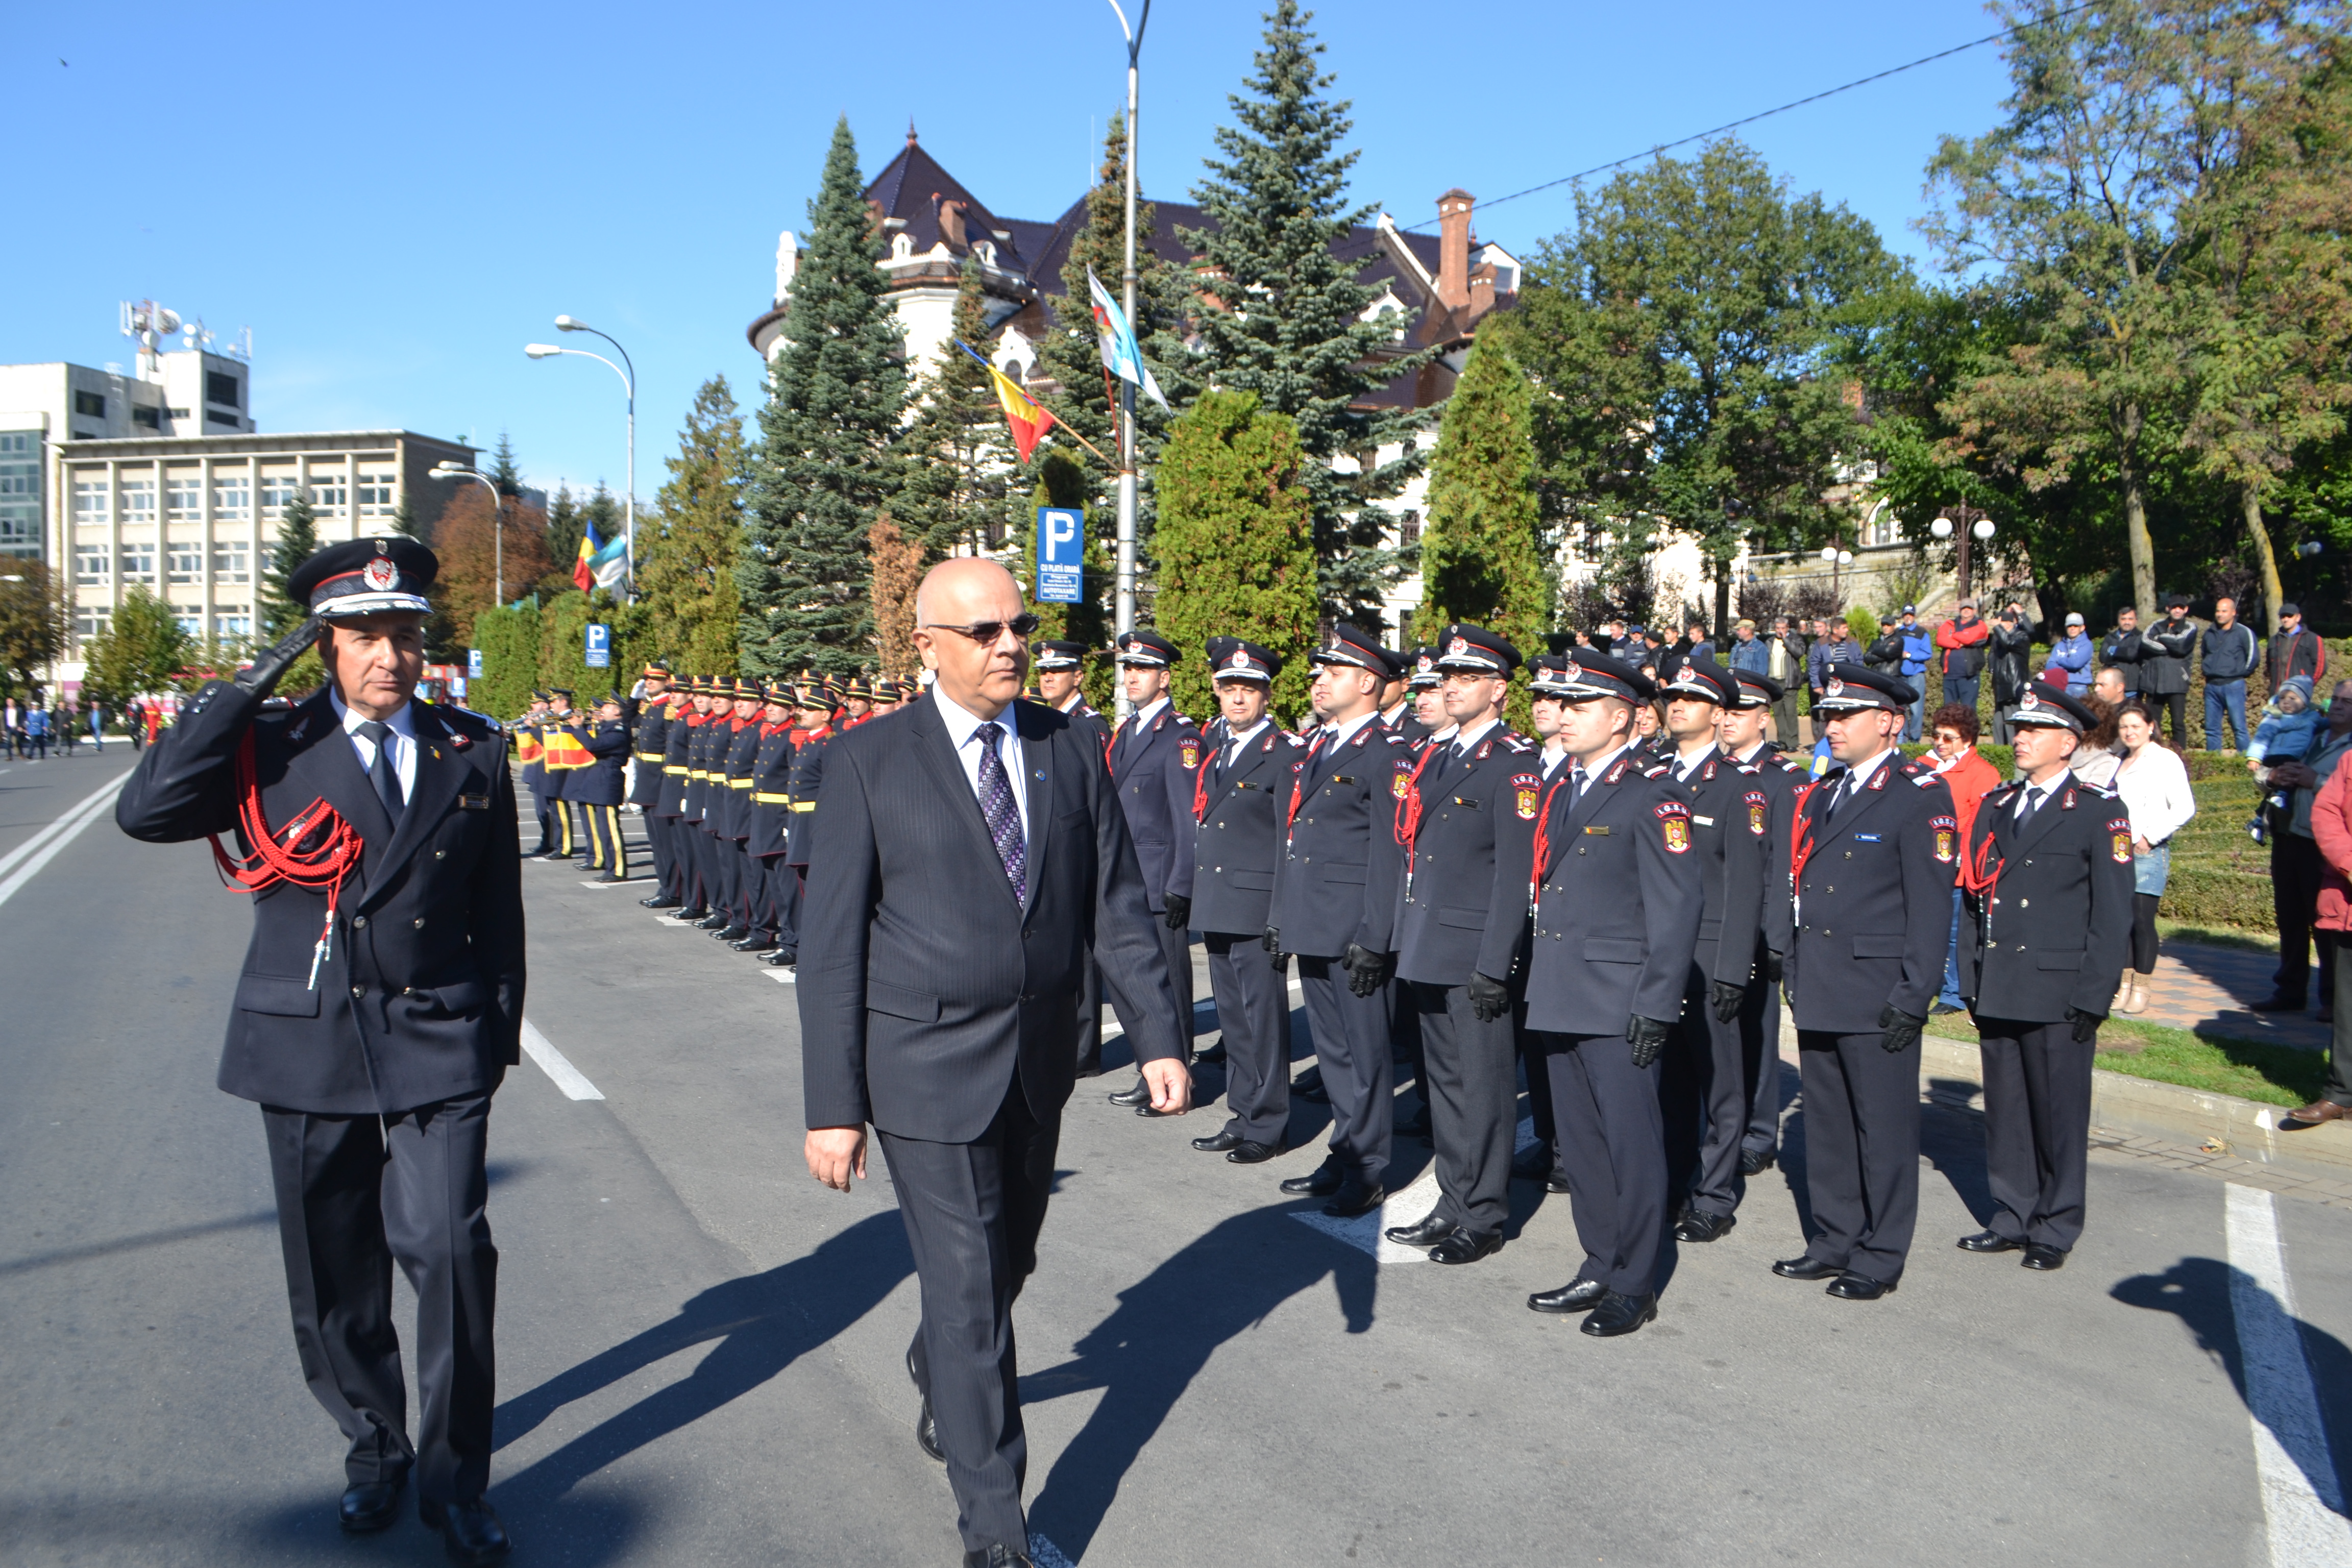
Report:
1393,2,2094,234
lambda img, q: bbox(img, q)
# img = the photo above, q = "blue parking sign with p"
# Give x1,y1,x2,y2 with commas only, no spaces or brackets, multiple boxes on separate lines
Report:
584,623,610,668
1036,507,1084,604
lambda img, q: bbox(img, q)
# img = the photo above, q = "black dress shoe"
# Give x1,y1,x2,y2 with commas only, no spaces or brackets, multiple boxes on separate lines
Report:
339,1475,405,1533
419,1497,512,1565
1773,1254,1843,1281
1321,1181,1384,1218
1191,1129,1243,1153
1225,1140,1280,1164
1108,1076,1152,1108
1428,1228,1502,1265
731,934,778,953
1291,1065,1329,1102
713,924,750,942
1673,1209,1736,1244
916,1396,945,1462
1192,1041,1228,1065
761,948,797,968
2250,993,2307,1013
670,905,708,921
1510,1143,1555,1182
1396,1108,1433,1141
1739,1148,1777,1177
694,912,731,930
1527,1278,1608,1315
1957,1229,2024,1254
1825,1271,1895,1301
1545,1171,1572,1194
1581,1290,1658,1336
1281,1160,1344,1197
963,1545,1034,1568
2021,1242,2069,1271
1384,1213,1458,1248
594,871,623,884
640,895,680,909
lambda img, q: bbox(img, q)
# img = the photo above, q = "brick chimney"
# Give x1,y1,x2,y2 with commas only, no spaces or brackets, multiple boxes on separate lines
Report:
1435,189,1475,310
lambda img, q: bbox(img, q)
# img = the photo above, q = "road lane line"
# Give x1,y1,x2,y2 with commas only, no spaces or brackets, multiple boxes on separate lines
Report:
0,775,127,884
519,1018,604,1101
2225,1181,2352,1565
0,779,128,912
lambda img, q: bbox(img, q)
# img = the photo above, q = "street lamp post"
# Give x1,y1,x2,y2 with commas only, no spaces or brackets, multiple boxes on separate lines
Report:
1818,542,1854,604
1107,0,1151,714
531,315,636,590
432,463,505,604
1929,503,1997,601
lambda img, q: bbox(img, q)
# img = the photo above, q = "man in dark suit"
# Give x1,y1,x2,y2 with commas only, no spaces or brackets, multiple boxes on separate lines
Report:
1102,629,1202,1109
1777,665,1956,1301
799,559,1188,1568
115,536,522,1564
1175,637,1300,1165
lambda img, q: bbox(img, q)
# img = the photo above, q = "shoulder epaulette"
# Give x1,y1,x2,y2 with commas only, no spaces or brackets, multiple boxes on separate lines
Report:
1912,770,1941,787
2077,779,2119,799
1640,762,1672,778
1500,733,1536,753
1284,732,1307,748
443,704,502,734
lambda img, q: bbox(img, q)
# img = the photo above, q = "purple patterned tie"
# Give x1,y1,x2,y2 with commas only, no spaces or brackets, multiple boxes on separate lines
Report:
975,721,1027,901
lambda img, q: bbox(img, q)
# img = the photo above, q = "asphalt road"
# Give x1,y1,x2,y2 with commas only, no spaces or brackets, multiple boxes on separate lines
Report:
5,760,2351,1566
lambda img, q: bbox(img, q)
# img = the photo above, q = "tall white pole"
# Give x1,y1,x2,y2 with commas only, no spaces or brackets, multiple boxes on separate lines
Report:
1110,1,1149,719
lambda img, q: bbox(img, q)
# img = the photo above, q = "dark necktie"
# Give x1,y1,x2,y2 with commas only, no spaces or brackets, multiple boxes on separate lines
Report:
2015,785,2046,826
1824,771,1857,822
975,721,1027,901
358,719,404,822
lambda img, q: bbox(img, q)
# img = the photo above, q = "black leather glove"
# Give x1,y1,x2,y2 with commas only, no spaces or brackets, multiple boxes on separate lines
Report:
1878,1004,1925,1054
2065,1005,2103,1044
1162,893,1191,932
1762,949,1784,984
1262,926,1280,955
1467,972,1512,1022
1343,944,1393,997
1710,979,1746,1023
1626,1014,1673,1069
234,616,321,697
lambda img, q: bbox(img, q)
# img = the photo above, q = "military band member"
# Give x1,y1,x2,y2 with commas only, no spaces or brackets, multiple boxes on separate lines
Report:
1104,629,1204,1111
681,680,726,923
540,690,581,861
630,665,674,898
732,682,799,958
515,692,553,854
1955,686,2131,1269
1720,671,1804,1175
115,537,520,1562
571,692,633,881
1370,624,1535,1266
1776,665,1956,1300
1271,624,1408,1216
1175,638,1299,1164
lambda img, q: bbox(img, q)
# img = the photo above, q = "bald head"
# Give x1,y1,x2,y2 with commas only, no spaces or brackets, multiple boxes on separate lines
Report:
915,557,1021,627
913,557,1030,718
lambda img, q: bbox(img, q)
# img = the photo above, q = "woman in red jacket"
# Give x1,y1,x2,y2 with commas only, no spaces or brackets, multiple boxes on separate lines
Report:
1932,703,2002,1012
2297,747,2352,1125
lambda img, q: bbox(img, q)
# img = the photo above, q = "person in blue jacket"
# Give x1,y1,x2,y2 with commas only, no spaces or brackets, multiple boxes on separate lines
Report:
2045,612,2094,696
1893,607,1935,741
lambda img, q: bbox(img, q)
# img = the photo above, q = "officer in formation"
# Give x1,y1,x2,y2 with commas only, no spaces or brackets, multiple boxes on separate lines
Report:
1175,638,1300,1165
1955,686,2130,1270
1718,669,1807,1178
567,692,633,881
781,679,842,917
705,678,764,942
742,681,802,962
516,692,553,853
1103,630,1204,1111
630,664,675,895
1034,641,1114,1073
673,678,723,919
649,678,708,915
1777,665,1956,1301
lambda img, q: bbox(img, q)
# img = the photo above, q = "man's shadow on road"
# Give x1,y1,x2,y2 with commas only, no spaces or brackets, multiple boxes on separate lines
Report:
1019,1203,1377,1561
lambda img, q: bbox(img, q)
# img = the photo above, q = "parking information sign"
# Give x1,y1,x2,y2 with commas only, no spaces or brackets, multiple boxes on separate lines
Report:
584,623,610,669
1036,506,1085,604
467,648,483,677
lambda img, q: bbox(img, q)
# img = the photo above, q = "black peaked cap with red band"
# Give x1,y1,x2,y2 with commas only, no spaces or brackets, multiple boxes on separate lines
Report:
287,536,438,619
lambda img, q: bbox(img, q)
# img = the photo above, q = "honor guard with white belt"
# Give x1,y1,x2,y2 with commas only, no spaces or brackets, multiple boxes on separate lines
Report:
629,665,674,899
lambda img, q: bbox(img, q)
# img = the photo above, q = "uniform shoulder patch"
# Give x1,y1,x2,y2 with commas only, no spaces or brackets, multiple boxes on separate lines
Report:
1391,757,1414,798
2080,780,2120,799
1930,813,1959,864
1912,770,1941,787
1509,772,1542,819
2109,817,2134,863
1655,797,1692,853
1743,789,1769,837
1501,732,1535,753
1179,737,1200,769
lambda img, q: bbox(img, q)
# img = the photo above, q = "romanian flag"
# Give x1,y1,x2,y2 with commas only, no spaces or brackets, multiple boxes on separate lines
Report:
573,521,630,593
955,339,1054,461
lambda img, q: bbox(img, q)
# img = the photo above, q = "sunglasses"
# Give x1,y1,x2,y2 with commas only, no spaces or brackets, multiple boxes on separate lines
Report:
922,613,1042,645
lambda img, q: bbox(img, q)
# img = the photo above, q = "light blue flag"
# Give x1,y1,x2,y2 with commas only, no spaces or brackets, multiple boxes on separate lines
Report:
1087,267,1169,409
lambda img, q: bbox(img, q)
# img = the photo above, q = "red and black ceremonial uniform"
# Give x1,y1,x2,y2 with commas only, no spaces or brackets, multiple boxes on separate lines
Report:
630,690,674,896
782,718,835,871
1957,772,2133,1254
665,699,713,915
714,704,764,935
745,704,802,952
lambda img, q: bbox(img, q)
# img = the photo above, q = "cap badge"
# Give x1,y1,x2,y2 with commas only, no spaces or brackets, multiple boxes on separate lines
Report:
1228,649,1250,671
1448,636,1468,656
362,557,399,592
2020,691,2041,711
1562,661,1583,685
1825,677,1844,697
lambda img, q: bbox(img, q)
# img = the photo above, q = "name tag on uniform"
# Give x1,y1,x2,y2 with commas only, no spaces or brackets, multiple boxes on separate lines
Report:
458,794,491,811
1693,815,1714,826
1582,825,1610,836
1854,832,1881,842
1453,796,1480,808
1333,774,1355,784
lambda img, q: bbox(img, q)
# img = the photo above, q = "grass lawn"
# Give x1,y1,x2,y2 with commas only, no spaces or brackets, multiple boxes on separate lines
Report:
1925,1012,2326,1109
2157,918,2279,954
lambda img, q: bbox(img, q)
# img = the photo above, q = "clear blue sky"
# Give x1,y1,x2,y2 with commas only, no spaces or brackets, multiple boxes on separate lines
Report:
2,0,2015,503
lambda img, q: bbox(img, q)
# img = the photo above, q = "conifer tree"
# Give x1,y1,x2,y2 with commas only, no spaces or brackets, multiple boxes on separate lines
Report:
545,485,584,576
1185,0,1432,626
1414,344,1546,658
638,374,746,675
897,261,1019,557
489,432,523,496
259,493,320,638
739,117,909,680
1151,390,1318,722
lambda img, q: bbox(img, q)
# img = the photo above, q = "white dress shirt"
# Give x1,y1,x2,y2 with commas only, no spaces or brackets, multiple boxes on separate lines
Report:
1220,716,1271,767
1321,709,1379,754
1127,695,1170,737
331,690,418,802
1673,741,1716,783
933,688,1032,846
1828,745,1898,812
1569,741,1636,798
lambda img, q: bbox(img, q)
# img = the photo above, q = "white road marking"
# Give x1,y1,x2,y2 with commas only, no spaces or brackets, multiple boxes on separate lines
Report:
655,914,707,928
767,969,796,984
580,876,654,887
1293,1116,1543,1262
0,777,127,911
2225,1182,2352,1565
519,1018,604,1101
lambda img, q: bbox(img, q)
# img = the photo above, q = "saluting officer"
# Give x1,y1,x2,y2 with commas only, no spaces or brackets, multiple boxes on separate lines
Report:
1175,638,1300,1164
1271,624,1408,1216
1104,629,1204,1110
1719,669,1805,1177
570,692,633,881
115,537,521,1562
1777,665,1956,1301
630,665,674,897
1372,624,1537,1266
1492,652,1700,1335
538,691,579,861
1036,640,1113,1071
1647,656,1778,1242
1956,685,2131,1270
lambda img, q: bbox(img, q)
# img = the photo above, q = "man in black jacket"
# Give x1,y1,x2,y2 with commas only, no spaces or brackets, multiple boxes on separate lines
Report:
1988,606,2036,743
2139,595,2199,745
115,537,522,1564
799,558,1185,1568
2101,607,2145,697
2201,596,2260,751
570,692,632,881
2270,602,2328,691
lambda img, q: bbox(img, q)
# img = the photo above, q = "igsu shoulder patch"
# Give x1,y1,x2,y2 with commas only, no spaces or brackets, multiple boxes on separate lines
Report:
1391,758,1414,798
1743,789,1769,836
1656,798,1692,854
1511,773,1542,820
1931,813,1958,864
1179,737,1200,769
2109,816,2133,863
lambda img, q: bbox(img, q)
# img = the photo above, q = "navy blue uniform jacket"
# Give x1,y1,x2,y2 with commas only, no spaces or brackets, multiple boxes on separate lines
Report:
1270,718,1412,959
1389,727,1542,988
629,703,670,807
1958,777,2134,1021
1108,705,1200,915
1171,720,1298,934
1785,753,1957,1033
797,697,1186,1143
115,681,525,1116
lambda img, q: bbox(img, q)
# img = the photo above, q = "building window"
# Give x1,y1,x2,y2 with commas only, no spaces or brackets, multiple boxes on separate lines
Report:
260,473,300,516
0,433,37,556
309,474,347,514
1397,509,1422,548
175,612,203,636
214,610,252,639
356,466,396,519
166,542,204,584
74,390,105,419
212,543,250,583
132,404,162,430
0,431,33,457
165,475,202,523
213,474,251,521
120,477,156,524
72,477,108,524
75,544,110,585
206,371,241,408
206,411,241,428
75,611,111,642
119,542,156,583
1864,501,1902,549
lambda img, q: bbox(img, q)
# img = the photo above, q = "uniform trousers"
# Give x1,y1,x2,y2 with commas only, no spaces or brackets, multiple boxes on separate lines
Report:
1974,1018,2095,1251
1391,978,1427,1102
1666,948,1760,1218
582,803,628,876
1206,932,1290,1146
1295,955,1394,1187
879,1069,1059,1557
1743,981,1785,1161
1536,1031,1665,1296
261,1090,498,1504
706,827,738,918
528,787,555,854
676,817,707,909
1795,1028,1921,1284
1519,1018,1557,1162
644,811,673,891
1405,981,1515,1235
